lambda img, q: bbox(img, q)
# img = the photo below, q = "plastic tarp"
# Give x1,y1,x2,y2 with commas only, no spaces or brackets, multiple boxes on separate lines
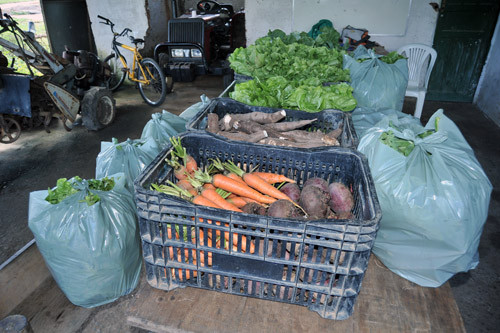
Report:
343,45,408,111
357,109,492,287
28,174,142,307
96,137,160,187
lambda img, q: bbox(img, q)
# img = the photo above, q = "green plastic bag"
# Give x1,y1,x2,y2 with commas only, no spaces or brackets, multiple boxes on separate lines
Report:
351,106,421,138
96,137,160,187
343,45,408,111
179,95,211,121
141,110,187,147
28,174,142,307
357,110,492,287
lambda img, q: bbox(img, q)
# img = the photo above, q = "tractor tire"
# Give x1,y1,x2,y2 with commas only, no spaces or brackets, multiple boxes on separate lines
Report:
81,87,116,131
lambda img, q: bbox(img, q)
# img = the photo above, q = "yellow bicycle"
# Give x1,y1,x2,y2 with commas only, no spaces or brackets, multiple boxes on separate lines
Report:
99,15,171,106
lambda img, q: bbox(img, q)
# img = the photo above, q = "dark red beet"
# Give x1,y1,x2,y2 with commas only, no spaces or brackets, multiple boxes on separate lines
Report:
242,202,267,215
328,182,354,213
267,199,300,218
280,183,301,202
299,185,331,219
303,177,328,193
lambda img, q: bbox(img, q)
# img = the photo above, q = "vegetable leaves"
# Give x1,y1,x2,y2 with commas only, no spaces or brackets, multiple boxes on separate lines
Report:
229,37,350,84
230,77,357,112
45,176,115,206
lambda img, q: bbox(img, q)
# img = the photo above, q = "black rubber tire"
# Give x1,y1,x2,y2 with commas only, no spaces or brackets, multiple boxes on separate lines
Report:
138,58,167,106
104,53,127,91
81,87,116,131
158,53,174,94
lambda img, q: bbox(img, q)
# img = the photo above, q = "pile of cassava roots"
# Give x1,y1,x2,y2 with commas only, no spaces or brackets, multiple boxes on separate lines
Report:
206,110,342,148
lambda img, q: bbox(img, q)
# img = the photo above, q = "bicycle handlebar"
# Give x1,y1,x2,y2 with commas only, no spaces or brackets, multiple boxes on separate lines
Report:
98,15,132,38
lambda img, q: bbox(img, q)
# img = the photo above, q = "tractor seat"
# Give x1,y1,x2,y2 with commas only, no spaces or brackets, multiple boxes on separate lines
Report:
132,38,145,45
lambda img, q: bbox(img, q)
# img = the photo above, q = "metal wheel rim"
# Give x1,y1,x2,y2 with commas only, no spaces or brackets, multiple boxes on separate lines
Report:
139,63,163,104
0,117,21,143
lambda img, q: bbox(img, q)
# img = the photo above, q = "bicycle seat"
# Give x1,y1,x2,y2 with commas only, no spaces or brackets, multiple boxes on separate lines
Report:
132,38,145,45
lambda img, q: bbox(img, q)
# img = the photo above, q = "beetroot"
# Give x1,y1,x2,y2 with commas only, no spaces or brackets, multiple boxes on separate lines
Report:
242,202,267,215
299,185,331,219
303,177,328,193
267,200,300,218
328,182,354,213
280,183,301,203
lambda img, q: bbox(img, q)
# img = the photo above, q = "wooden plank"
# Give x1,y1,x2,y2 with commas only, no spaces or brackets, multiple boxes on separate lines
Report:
7,277,94,333
126,256,466,333
0,245,51,318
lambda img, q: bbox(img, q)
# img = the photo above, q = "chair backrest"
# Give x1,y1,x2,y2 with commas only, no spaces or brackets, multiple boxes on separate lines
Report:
397,44,437,90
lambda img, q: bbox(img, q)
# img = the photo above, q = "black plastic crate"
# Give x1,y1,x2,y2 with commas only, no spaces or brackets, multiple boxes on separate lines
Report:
134,132,381,320
186,97,358,149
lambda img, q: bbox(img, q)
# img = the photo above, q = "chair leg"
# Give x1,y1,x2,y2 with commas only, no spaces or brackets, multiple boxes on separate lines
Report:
414,92,426,119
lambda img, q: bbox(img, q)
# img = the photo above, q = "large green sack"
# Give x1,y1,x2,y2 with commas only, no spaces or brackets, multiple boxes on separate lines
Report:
343,45,408,111
357,110,492,287
28,174,142,307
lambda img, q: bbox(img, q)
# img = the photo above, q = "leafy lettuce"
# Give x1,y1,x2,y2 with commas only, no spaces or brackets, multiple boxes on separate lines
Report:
229,37,350,84
45,176,116,206
230,77,356,112
266,27,341,49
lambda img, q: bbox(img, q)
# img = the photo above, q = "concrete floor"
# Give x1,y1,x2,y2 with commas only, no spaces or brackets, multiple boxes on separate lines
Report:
0,76,499,332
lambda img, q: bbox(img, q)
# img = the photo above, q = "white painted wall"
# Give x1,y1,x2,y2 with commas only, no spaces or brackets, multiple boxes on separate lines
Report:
474,14,500,128
86,0,149,64
245,0,440,51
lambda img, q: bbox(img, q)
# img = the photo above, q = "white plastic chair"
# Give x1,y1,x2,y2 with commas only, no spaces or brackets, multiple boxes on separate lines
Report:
397,44,437,119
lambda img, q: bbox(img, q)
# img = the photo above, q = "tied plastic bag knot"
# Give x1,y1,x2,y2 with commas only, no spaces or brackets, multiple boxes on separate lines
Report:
70,178,89,191
151,113,162,121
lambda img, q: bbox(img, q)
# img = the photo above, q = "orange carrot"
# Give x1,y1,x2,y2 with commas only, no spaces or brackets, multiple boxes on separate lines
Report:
242,173,292,201
226,172,246,185
224,161,292,202
251,172,296,184
192,195,221,208
242,197,259,204
177,179,195,191
227,196,248,208
200,188,243,212
203,183,216,191
185,155,198,174
210,174,276,204
170,137,197,174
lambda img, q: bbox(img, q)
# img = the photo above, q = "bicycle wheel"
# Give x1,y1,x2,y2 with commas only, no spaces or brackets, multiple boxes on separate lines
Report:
104,53,127,91
137,58,167,106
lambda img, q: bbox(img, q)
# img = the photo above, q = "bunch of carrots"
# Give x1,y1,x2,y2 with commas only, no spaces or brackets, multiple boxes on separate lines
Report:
153,137,297,213
151,137,299,280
